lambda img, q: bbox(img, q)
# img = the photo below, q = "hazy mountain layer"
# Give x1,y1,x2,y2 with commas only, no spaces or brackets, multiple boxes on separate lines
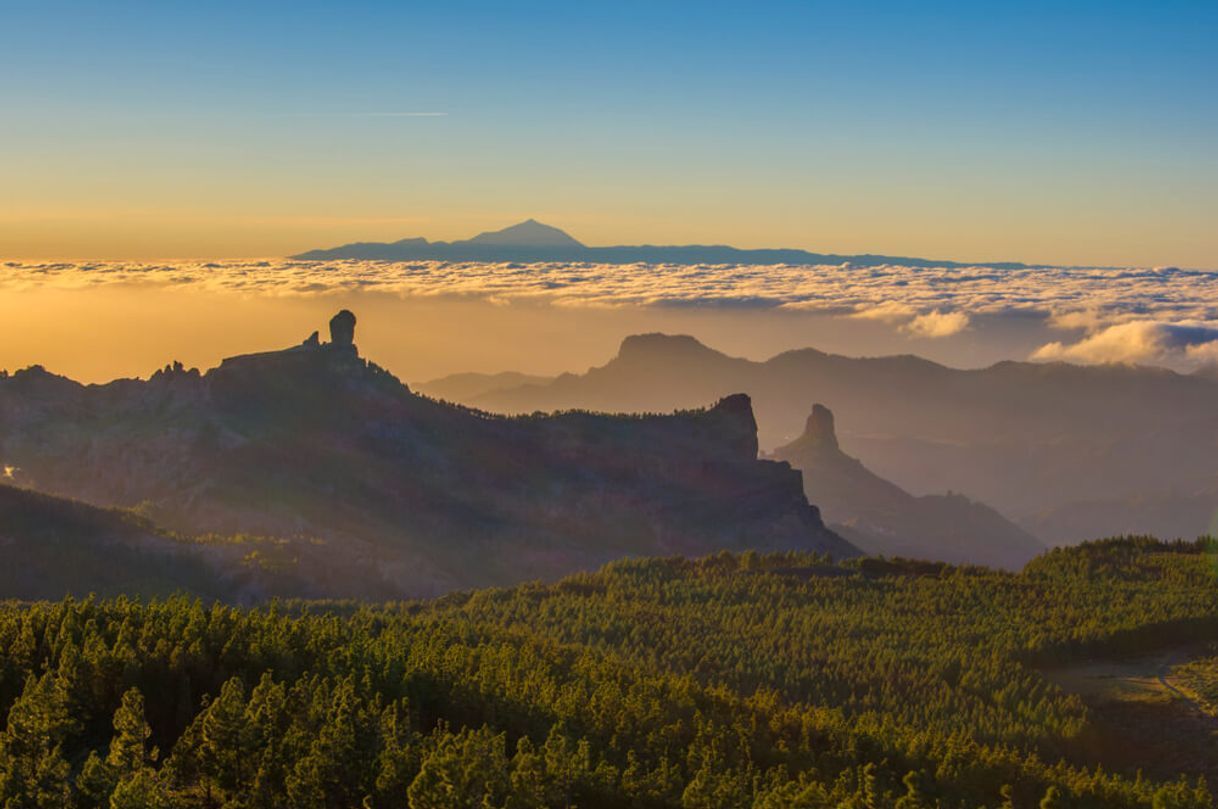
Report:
420,370,555,403
1025,482,1218,545
770,404,1043,569
423,333,1218,543
0,313,853,597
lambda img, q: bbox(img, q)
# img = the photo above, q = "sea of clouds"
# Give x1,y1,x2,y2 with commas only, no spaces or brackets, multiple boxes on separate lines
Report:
4,259,1217,368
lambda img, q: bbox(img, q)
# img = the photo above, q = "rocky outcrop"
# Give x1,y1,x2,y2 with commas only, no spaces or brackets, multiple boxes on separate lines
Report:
0,313,855,596
803,404,838,451
329,309,357,349
771,404,1042,570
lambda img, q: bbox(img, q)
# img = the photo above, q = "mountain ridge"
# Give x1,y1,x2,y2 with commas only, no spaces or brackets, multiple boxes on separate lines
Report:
0,312,855,597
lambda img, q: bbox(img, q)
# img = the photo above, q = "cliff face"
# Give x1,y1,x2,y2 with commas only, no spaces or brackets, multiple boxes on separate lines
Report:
0,314,853,596
771,404,1042,570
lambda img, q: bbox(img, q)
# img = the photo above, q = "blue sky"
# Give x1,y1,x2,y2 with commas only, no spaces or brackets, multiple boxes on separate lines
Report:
2,0,1216,264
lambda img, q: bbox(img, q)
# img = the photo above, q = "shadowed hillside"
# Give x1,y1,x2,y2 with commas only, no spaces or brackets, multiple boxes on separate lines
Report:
0,484,230,601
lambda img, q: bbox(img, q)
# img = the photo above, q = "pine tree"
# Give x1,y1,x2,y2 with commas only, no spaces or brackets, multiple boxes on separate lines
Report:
895,771,926,809
1040,785,1065,809
0,671,79,808
108,688,154,775
407,726,510,809
506,737,546,809
198,677,253,798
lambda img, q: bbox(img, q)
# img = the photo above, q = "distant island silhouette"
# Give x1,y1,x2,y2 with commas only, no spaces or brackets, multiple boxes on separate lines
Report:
293,219,1039,269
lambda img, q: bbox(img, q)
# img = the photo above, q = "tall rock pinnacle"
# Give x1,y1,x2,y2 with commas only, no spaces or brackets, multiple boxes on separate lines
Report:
804,404,839,451
329,310,357,349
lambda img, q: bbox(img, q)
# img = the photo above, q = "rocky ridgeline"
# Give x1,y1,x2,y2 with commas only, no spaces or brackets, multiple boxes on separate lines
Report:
0,312,854,596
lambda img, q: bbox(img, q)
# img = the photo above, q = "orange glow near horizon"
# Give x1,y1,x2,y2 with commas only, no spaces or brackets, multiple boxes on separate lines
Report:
3,196,1215,268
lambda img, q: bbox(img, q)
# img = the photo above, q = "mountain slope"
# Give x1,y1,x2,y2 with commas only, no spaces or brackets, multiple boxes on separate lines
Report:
0,312,854,597
0,484,232,600
292,219,1037,268
451,333,1218,543
770,404,1043,569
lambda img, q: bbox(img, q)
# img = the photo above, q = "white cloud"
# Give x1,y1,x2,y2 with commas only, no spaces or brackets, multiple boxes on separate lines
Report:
1185,341,1218,366
848,302,970,338
1047,309,1105,331
1032,320,1218,366
848,301,916,323
903,309,970,338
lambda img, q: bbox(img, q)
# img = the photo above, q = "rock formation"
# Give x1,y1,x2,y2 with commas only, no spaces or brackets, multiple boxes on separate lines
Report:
329,310,357,350
803,404,838,451
771,404,1042,570
0,314,855,597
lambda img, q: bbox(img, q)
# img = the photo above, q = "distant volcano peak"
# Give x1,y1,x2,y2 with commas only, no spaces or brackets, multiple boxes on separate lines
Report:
465,219,584,248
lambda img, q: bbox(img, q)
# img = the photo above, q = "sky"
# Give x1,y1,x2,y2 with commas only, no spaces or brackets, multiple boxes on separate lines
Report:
2,0,1216,266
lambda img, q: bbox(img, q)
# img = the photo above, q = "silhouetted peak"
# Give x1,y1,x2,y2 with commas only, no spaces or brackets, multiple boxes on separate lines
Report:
329,310,357,348
616,333,723,364
14,364,50,378
711,392,753,417
465,219,584,248
10,365,71,384
707,393,760,460
1,365,82,396
150,361,201,382
803,404,839,451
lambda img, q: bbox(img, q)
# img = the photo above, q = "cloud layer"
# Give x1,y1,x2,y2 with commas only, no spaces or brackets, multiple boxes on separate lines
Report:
1032,320,1218,366
3,259,1216,364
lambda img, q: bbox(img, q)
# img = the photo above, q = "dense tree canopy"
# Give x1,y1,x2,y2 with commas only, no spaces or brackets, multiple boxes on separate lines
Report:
0,537,1215,808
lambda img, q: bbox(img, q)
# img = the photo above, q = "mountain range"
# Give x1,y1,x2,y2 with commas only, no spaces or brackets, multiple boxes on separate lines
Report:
0,311,853,599
293,219,1039,268
418,333,1218,546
